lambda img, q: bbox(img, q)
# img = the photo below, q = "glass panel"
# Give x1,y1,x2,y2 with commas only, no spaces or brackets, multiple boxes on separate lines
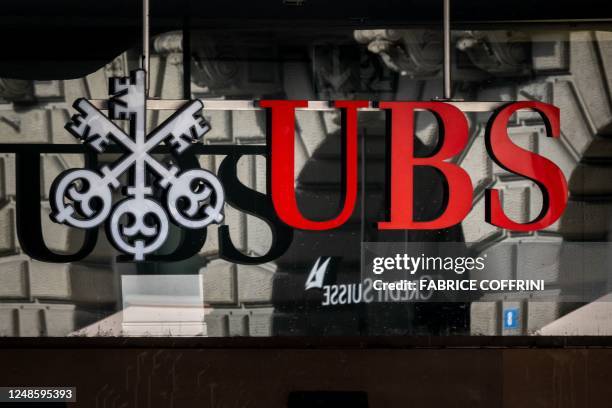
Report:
0,26,611,337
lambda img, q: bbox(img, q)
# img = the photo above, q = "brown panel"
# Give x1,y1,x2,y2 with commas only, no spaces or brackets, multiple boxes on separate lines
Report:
0,347,501,407
503,349,612,408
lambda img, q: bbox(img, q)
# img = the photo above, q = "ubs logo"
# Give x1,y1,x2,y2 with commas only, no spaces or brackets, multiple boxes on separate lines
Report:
2,69,569,264
51,70,225,260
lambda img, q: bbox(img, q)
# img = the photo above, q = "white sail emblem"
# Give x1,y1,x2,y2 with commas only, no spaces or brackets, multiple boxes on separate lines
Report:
305,257,332,290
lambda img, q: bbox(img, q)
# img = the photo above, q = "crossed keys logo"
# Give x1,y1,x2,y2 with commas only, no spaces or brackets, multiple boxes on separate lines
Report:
49,70,225,261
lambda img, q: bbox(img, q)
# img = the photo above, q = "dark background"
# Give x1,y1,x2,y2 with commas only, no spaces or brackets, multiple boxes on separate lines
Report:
1,337,612,407
2,0,612,78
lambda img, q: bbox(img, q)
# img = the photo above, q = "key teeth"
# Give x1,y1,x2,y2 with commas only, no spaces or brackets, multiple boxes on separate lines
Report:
199,121,212,139
109,77,130,96
65,113,111,152
65,117,90,142
189,119,211,142
192,102,210,140
72,98,90,113
108,98,129,121
66,100,92,140
67,99,116,151
108,87,129,120
108,70,146,120
170,136,190,153
89,136,109,153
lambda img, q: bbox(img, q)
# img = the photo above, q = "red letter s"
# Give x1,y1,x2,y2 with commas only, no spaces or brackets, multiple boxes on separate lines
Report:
485,102,568,231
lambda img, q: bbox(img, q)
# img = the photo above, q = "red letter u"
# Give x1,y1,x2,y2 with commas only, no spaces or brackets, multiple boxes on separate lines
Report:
261,100,368,230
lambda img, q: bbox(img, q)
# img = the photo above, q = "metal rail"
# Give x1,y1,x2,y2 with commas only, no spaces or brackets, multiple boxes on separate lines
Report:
443,0,452,99
0,144,266,154
88,99,504,112
142,0,150,95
